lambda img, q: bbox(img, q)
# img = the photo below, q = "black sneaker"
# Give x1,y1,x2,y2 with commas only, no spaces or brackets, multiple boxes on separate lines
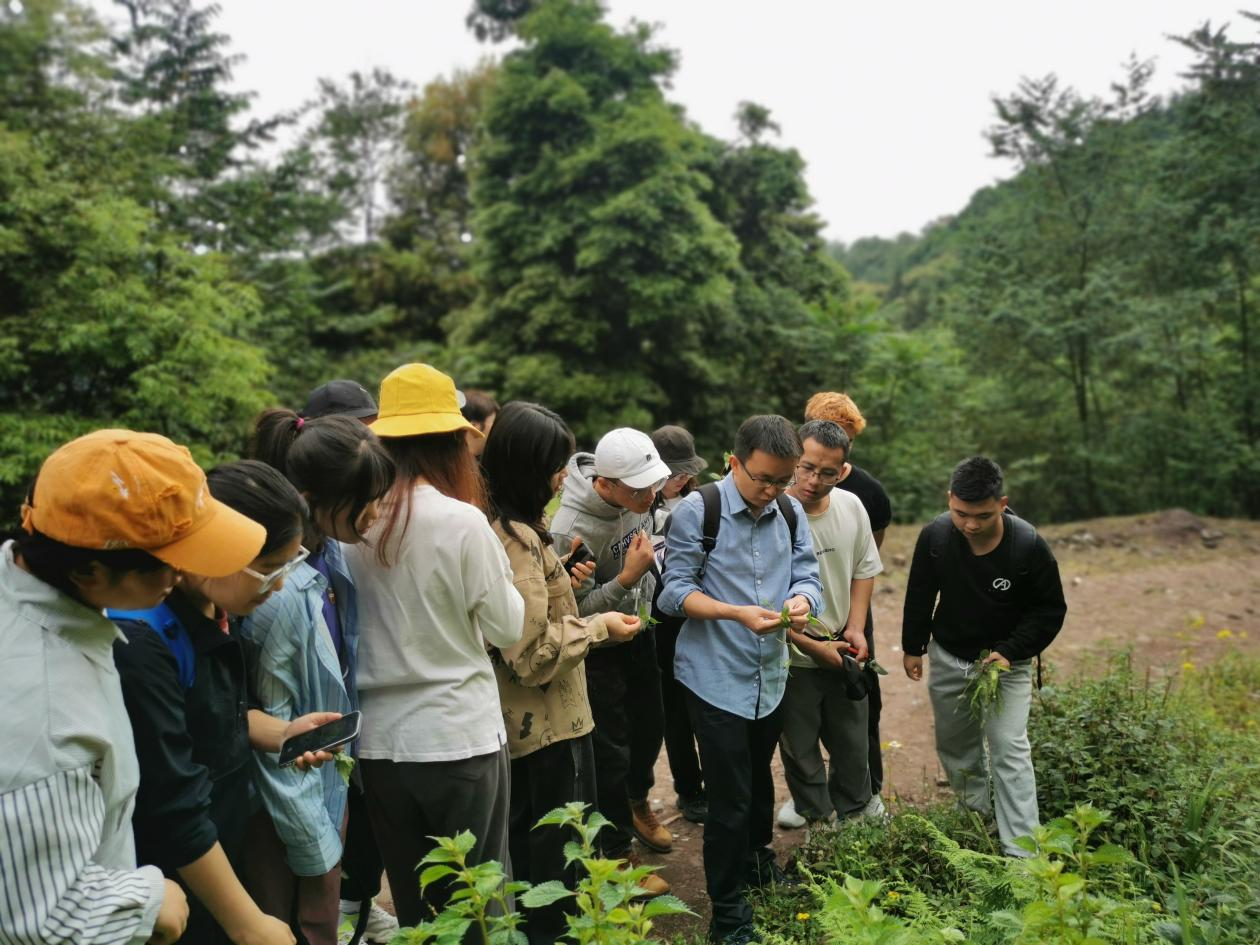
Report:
746,858,800,890
709,923,761,945
676,791,708,824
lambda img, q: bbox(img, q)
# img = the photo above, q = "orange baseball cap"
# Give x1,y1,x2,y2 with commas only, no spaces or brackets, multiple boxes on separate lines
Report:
370,363,479,439
20,430,266,577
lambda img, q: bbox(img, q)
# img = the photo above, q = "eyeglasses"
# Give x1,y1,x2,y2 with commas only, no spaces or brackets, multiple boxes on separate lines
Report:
739,466,796,491
666,472,691,484
796,463,841,486
614,479,666,500
242,546,310,594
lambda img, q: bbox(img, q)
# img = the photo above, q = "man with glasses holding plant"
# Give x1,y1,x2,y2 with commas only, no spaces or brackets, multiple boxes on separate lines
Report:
659,415,823,945
777,420,882,831
552,428,675,891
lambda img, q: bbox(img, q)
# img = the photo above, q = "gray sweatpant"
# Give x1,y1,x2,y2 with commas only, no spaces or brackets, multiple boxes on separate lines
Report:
927,639,1039,855
778,666,872,820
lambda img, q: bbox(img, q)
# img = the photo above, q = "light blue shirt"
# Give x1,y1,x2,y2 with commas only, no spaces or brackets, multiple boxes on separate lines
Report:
240,541,357,877
659,475,823,720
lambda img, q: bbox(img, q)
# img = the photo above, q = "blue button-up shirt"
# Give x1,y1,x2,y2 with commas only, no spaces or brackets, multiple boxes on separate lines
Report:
659,474,823,719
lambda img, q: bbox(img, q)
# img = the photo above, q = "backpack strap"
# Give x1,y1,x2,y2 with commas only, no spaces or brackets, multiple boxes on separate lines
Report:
774,493,799,546
697,482,722,581
108,601,196,689
1004,511,1038,576
926,511,954,560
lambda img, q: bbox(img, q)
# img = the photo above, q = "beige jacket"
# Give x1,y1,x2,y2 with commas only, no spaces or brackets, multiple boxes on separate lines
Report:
492,520,608,758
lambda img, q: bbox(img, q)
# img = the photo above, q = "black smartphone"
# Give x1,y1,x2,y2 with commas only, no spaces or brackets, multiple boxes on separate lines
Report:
563,541,596,575
278,711,362,768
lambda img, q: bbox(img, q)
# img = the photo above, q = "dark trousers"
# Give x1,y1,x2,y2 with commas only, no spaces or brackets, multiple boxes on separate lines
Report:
340,775,384,904
509,735,597,945
655,615,704,797
361,747,512,930
865,612,884,795
686,689,782,934
241,808,342,945
585,631,665,856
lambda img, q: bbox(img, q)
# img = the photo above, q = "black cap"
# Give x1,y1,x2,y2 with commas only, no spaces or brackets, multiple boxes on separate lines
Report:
651,425,709,477
302,379,378,420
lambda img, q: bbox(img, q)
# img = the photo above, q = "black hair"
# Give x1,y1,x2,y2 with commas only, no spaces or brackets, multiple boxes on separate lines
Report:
249,408,395,542
733,415,802,463
482,402,575,547
798,419,851,459
6,529,168,603
205,460,308,557
950,456,1005,502
461,389,500,426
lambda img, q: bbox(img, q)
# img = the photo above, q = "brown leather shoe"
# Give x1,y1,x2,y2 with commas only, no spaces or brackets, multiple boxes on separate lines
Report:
629,798,673,853
625,851,671,898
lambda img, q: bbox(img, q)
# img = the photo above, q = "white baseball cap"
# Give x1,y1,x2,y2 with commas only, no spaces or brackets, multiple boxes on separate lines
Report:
594,428,673,490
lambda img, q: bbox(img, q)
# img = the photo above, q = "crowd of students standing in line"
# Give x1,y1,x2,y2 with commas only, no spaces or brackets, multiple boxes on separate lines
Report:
0,359,1065,945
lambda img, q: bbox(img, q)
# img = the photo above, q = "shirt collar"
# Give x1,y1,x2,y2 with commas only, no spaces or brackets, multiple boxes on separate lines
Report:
1,541,126,667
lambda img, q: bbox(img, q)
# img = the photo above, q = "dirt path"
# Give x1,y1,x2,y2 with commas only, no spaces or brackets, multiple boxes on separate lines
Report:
645,512,1260,938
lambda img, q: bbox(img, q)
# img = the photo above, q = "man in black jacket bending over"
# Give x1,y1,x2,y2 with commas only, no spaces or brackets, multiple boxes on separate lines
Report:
902,456,1066,856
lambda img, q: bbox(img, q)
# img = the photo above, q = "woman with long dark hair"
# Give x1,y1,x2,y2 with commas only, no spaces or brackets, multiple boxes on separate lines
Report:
482,402,641,944
111,459,341,945
344,364,525,930
240,411,395,945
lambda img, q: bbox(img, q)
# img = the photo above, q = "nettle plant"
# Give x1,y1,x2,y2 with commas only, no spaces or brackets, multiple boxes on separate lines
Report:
392,803,691,945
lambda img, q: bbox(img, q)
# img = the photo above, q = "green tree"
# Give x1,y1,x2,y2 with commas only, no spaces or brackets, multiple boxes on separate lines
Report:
465,0,740,444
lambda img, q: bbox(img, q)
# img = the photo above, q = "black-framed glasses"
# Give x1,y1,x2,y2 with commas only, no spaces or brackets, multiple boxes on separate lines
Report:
242,546,310,594
739,467,795,490
796,462,841,486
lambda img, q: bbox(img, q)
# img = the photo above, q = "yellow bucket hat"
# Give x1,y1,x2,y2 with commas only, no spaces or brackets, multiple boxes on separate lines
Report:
370,363,480,439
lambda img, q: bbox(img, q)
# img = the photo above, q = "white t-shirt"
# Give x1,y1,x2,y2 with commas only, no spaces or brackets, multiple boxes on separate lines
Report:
347,485,525,762
790,490,884,669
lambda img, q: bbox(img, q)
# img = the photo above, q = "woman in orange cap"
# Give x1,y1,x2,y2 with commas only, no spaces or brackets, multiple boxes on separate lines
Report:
345,363,525,930
0,429,267,945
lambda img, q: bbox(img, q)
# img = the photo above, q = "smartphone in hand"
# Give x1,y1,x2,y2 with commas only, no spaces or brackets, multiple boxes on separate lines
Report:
563,541,596,575
278,711,362,768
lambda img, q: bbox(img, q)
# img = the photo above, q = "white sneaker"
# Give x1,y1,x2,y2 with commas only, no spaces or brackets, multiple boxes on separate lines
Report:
862,794,888,820
777,798,807,829
339,901,400,945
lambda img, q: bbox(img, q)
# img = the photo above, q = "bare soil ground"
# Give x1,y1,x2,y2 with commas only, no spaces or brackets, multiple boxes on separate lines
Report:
380,510,1260,941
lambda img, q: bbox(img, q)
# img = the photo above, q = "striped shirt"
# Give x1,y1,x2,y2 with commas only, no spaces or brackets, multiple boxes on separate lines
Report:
240,548,355,876
0,542,165,945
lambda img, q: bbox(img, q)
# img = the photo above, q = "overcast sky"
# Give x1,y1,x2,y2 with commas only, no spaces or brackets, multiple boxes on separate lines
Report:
125,1,1247,243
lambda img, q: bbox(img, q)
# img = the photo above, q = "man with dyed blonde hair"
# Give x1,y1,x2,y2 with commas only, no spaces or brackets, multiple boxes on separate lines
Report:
804,391,867,439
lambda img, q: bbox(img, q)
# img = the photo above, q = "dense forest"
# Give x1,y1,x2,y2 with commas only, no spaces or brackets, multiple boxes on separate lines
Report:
2,0,1258,524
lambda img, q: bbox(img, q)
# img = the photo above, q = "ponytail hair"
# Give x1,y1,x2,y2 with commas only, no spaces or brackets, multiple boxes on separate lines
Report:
250,408,395,542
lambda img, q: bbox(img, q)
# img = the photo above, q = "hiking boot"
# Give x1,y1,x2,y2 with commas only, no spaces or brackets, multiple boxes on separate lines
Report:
625,851,671,898
676,791,708,824
629,798,672,852
747,856,800,890
709,923,761,945
776,798,806,829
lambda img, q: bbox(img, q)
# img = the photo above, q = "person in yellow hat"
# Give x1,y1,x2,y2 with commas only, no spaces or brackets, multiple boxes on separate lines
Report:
345,364,525,931
0,429,266,945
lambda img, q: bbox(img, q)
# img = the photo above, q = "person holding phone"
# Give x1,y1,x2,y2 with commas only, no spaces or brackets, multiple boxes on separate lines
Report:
111,460,342,945
345,364,525,930
0,429,257,945
239,411,396,945
482,403,643,944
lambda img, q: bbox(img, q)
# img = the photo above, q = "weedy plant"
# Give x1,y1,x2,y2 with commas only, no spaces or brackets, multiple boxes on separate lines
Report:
333,751,355,786
963,650,1009,720
391,803,690,945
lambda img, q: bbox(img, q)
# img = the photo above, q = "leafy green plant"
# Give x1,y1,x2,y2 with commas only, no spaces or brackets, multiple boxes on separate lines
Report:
963,651,1009,720
391,804,690,945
